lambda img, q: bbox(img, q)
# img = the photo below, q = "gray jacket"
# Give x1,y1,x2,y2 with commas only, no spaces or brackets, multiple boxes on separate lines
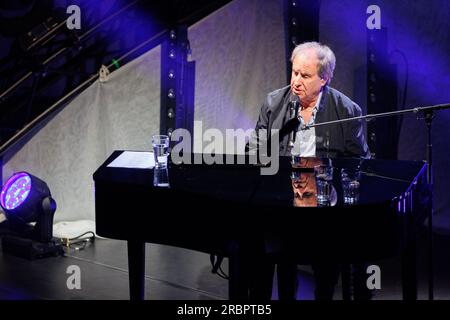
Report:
254,85,370,158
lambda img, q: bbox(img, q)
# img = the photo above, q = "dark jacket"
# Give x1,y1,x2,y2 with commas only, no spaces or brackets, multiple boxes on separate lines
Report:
254,85,370,158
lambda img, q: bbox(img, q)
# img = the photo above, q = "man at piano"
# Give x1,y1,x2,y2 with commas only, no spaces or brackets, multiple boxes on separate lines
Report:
252,41,371,300
254,41,370,159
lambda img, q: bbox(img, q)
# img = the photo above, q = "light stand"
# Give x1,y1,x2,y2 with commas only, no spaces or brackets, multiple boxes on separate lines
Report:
423,109,434,300
301,102,450,300
2,196,64,260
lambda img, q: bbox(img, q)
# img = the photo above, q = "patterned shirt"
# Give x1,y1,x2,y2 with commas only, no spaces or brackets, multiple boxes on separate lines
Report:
291,91,323,157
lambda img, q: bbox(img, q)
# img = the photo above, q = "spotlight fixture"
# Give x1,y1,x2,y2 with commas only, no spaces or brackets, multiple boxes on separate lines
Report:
0,172,63,259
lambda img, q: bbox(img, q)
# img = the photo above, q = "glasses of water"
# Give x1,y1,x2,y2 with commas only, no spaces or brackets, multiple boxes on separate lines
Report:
152,135,170,187
341,168,361,205
314,164,334,207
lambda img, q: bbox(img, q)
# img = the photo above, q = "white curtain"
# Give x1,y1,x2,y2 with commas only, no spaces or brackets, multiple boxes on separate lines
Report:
3,46,161,222
189,0,286,153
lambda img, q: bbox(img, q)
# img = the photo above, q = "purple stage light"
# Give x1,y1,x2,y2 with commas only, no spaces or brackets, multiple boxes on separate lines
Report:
0,172,62,259
0,172,32,210
0,172,52,224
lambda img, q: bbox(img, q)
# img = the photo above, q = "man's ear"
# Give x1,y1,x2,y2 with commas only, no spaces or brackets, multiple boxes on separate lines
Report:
320,76,328,87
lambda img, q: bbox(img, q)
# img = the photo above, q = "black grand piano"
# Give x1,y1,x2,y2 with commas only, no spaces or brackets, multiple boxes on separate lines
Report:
93,151,429,300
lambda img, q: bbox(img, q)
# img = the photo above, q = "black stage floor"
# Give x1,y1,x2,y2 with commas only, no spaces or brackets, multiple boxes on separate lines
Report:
0,229,449,300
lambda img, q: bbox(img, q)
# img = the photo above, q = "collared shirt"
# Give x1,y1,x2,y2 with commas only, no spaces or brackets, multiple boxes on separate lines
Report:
291,91,322,157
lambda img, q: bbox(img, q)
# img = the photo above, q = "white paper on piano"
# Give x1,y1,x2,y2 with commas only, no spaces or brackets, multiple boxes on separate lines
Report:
107,151,155,169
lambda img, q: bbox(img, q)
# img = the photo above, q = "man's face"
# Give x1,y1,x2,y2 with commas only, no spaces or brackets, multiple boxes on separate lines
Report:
291,157,322,207
290,49,327,105
292,172,317,207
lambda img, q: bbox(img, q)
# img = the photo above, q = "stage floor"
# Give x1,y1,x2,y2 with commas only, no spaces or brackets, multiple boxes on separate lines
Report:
0,228,449,300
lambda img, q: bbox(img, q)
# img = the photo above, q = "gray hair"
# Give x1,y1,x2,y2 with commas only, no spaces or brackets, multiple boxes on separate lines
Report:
290,42,336,85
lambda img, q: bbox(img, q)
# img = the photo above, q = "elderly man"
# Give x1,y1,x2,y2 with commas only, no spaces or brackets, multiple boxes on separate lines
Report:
252,42,370,300
255,41,370,159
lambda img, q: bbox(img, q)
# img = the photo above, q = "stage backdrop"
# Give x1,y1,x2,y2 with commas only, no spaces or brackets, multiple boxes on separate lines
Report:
318,0,450,233
190,0,286,149
2,46,162,222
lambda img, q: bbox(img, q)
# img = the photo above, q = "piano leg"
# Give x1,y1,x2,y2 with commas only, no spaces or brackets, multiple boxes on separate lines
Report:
228,242,248,300
228,239,276,300
401,215,417,300
228,253,249,300
341,264,352,300
127,240,145,300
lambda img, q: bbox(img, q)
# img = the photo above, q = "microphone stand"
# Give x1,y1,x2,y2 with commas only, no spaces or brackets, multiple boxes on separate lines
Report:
302,103,450,300
287,100,300,157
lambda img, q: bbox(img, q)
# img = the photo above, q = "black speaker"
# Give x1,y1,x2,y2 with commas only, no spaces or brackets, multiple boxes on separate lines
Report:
367,28,398,159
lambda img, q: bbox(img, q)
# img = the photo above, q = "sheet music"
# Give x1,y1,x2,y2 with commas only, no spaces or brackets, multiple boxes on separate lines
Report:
107,151,155,169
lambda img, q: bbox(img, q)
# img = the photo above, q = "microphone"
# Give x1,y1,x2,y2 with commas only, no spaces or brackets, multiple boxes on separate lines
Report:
288,96,300,152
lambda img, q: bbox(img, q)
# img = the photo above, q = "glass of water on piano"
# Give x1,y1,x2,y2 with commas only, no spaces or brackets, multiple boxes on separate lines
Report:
152,135,170,187
341,168,361,206
152,135,170,169
314,164,334,207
